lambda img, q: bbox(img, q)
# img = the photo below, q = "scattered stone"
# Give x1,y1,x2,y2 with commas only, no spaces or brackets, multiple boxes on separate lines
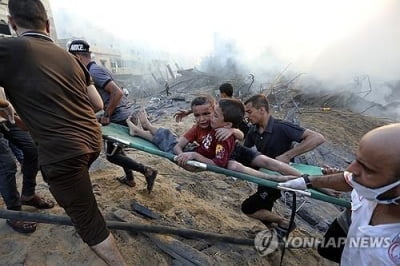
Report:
209,180,230,190
92,183,101,196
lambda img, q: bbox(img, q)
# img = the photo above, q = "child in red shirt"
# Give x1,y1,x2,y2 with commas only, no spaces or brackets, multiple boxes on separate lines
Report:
127,94,243,155
175,98,244,168
127,94,297,179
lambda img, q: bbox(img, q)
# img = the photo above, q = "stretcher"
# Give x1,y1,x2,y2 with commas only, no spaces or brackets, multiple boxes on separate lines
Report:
102,123,350,208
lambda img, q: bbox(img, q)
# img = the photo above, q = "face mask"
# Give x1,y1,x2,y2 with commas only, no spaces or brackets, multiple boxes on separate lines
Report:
346,171,400,205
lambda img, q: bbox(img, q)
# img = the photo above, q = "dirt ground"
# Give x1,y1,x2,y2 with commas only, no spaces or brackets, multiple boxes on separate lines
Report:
0,105,394,266
297,107,392,153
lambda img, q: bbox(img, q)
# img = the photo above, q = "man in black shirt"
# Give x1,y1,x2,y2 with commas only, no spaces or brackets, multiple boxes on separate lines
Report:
241,94,325,234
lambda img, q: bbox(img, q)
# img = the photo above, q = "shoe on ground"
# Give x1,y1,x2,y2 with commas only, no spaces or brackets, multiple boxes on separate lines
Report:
21,194,55,209
6,219,37,234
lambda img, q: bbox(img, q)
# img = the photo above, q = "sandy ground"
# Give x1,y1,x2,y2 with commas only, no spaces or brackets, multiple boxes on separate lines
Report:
0,107,392,266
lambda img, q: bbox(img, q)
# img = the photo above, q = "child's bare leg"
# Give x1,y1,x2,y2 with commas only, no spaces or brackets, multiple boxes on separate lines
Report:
251,155,301,176
138,109,158,134
228,160,271,179
227,160,296,182
126,117,154,141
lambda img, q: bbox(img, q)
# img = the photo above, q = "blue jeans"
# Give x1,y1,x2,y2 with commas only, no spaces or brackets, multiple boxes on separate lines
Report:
8,141,24,164
0,123,39,210
0,135,20,210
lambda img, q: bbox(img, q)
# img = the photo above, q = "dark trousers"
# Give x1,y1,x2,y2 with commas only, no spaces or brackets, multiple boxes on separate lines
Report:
0,135,20,210
8,141,24,164
317,218,347,263
105,120,146,180
41,152,109,246
0,123,39,210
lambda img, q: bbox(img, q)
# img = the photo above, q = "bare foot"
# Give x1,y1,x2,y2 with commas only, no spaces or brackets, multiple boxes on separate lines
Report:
138,108,151,131
129,112,139,126
126,116,140,136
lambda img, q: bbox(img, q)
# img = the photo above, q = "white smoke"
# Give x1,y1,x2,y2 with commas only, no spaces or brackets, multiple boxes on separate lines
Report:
50,0,400,116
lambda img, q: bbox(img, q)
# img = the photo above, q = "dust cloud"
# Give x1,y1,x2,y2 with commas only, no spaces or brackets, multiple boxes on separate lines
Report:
50,0,400,116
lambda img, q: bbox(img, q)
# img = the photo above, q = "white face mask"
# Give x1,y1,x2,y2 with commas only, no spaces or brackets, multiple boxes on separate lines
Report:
346,171,400,205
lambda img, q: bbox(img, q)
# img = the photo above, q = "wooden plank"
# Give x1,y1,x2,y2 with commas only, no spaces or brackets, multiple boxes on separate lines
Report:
113,209,214,266
131,201,160,220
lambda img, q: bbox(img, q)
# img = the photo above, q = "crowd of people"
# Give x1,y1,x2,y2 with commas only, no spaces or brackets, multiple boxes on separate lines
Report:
0,1,399,265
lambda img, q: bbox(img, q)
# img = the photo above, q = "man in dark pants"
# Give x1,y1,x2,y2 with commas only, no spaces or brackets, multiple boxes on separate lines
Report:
0,132,36,233
0,88,54,233
1,1,125,264
241,94,325,235
8,141,24,164
0,121,54,232
68,40,157,191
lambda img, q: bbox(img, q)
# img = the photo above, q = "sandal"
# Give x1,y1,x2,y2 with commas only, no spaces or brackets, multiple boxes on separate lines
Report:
144,167,157,193
21,194,55,209
116,176,136,187
6,219,37,234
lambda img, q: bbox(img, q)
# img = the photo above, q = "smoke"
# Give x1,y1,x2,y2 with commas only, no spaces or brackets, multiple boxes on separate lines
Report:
197,0,400,116
302,0,400,110
309,2,400,82
50,0,400,118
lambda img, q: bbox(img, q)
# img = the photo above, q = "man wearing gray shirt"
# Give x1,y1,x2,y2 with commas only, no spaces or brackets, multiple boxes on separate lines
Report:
69,40,157,192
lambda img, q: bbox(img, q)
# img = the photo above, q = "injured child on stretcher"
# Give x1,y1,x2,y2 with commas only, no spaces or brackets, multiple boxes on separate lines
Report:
126,95,300,182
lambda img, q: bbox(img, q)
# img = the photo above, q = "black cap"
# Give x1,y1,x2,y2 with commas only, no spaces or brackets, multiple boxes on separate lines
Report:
68,39,90,53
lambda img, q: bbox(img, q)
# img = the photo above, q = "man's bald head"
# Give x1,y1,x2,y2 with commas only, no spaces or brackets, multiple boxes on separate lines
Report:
361,123,400,178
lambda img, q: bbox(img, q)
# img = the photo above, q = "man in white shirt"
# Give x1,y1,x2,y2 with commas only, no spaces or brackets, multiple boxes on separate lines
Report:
279,123,400,265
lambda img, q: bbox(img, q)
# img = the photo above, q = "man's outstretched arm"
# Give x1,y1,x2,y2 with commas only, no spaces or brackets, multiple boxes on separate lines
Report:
276,129,326,163
279,172,352,192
